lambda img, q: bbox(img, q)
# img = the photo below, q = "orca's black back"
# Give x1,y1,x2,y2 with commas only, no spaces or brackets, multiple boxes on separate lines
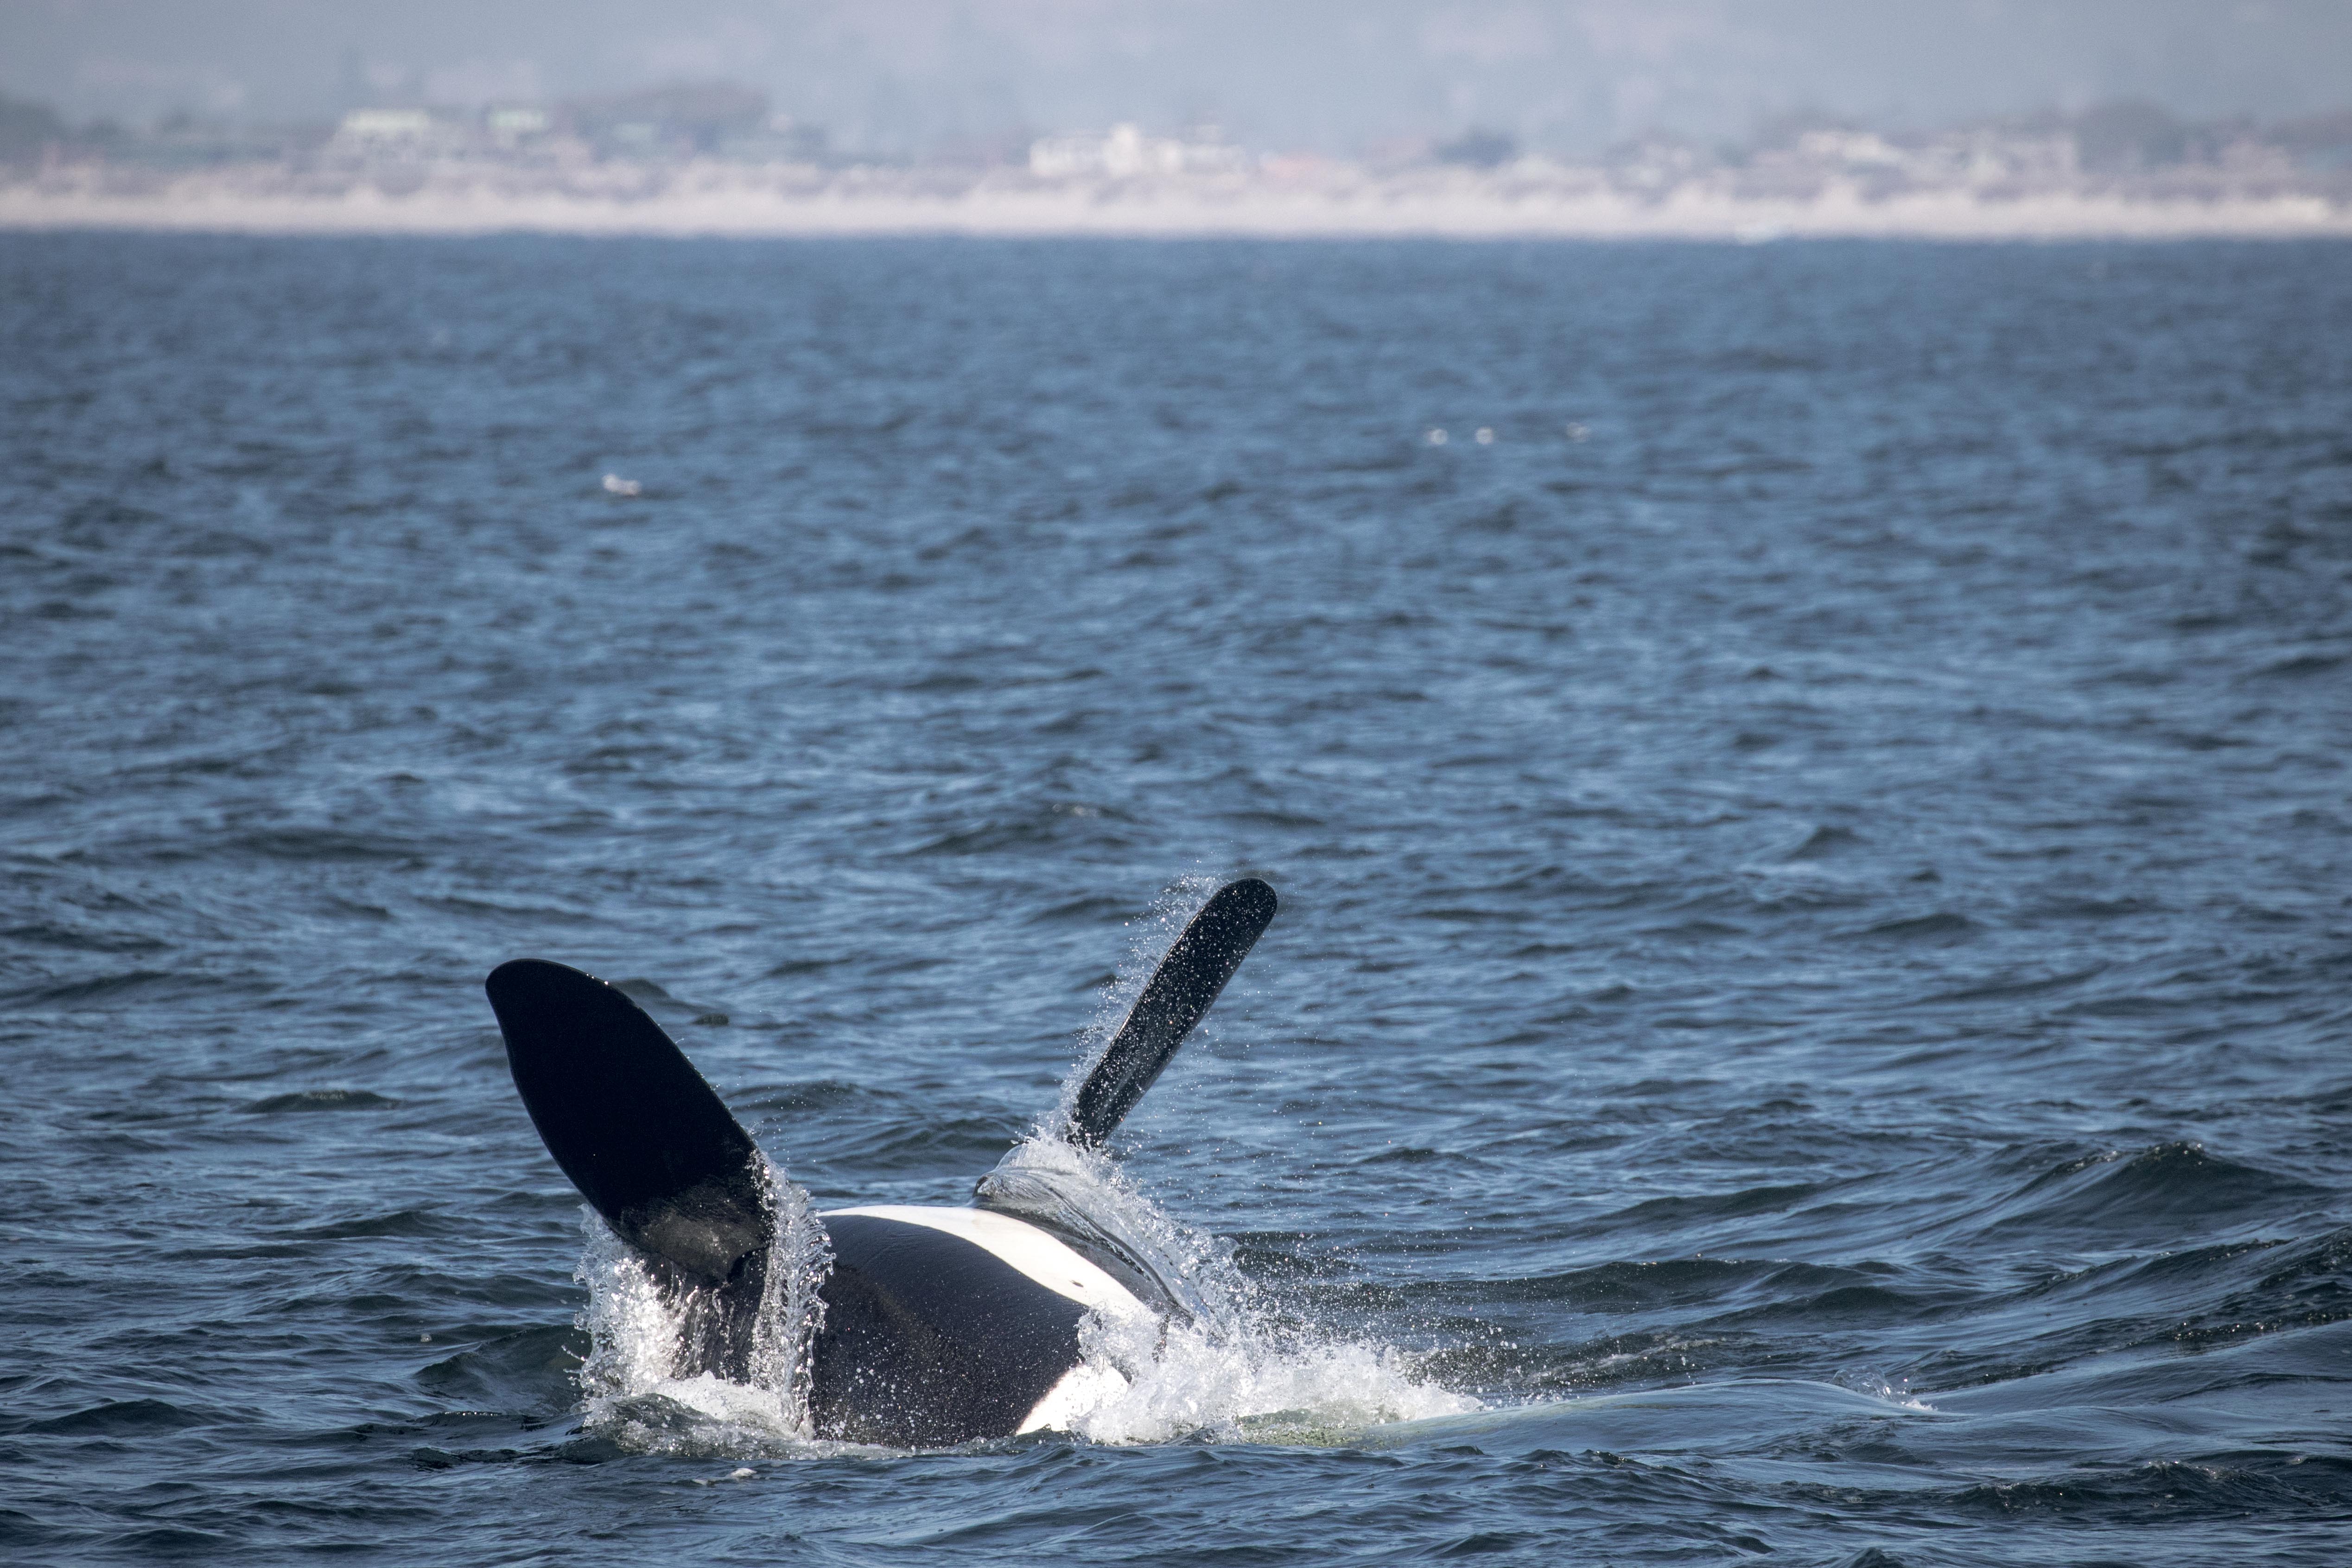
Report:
810,1215,1089,1447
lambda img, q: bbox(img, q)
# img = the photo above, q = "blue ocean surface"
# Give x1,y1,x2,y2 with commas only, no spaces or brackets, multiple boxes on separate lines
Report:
3,232,2350,1565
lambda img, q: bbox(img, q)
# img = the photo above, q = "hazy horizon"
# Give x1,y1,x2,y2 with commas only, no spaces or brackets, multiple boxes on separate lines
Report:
5,1,2349,156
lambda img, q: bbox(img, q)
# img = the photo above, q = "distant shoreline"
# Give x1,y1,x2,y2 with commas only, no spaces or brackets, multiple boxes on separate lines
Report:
5,177,2348,242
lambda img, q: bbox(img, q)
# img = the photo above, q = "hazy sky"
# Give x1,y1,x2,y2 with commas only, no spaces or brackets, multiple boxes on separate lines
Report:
6,1,2348,153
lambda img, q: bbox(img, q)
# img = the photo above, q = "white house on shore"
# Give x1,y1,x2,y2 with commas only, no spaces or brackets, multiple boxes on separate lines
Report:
1029,124,1247,178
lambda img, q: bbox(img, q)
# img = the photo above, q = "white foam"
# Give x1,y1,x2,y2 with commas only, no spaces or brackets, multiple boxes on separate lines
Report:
973,1135,1480,1445
573,1155,836,1456
1016,1359,1132,1435
1061,1310,1480,1446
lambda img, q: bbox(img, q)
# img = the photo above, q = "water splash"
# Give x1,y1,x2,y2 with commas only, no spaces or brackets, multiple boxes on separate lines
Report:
1008,877,1471,1441
974,1135,1228,1328
978,1132,1479,1445
574,1129,1476,1450
570,879,1476,1453
573,1156,837,1457
1040,871,1227,1145
748,1156,834,1425
1064,1303,1481,1445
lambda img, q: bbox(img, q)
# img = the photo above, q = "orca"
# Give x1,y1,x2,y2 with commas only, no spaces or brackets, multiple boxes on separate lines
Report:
483,878,1277,1447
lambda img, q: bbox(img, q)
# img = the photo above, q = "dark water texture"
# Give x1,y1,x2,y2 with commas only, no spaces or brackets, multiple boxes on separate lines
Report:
5,232,2352,1565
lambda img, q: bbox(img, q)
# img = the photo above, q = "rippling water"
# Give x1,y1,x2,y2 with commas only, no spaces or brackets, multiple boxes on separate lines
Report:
6,232,2351,1565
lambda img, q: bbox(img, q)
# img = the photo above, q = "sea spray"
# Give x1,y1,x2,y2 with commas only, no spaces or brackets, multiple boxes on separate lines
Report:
1005,876,1481,1441
571,1128,1475,1451
746,1155,834,1429
973,1134,1230,1329
1042,871,1229,1145
975,1131,1478,1444
1070,1311,1478,1445
568,880,1476,1451
574,1211,683,1402
573,1157,837,1455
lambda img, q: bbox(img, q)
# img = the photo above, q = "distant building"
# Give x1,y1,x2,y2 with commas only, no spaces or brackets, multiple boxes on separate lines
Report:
1793,129,1902,168
337,109,436,142
487,107,550,145
1029,123,1246,178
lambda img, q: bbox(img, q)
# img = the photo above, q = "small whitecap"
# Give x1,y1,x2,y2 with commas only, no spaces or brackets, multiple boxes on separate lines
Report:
1474,427,1494,445
1425,428,1448,446
602,473,642,496
1564,423,1589,441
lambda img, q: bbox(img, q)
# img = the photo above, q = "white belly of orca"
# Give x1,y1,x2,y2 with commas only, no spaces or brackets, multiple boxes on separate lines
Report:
821,1206,1150,1319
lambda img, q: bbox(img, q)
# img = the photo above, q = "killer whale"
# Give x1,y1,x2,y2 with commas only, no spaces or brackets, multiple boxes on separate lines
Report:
484,877,1277,1447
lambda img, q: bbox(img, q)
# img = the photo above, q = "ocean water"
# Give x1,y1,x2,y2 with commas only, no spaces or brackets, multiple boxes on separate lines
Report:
4,232,2350,1565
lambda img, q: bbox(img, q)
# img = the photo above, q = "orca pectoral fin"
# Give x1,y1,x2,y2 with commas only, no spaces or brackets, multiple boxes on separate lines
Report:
1065,878,1277,1148
485,959,773,1291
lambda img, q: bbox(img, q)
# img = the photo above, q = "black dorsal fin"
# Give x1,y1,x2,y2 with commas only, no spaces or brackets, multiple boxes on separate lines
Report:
486,958,771,1289
1065,878,1278,1148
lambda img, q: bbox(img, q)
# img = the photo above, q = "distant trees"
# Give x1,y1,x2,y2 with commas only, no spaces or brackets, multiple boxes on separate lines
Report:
0,94,68,162
1434,129,1517,169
